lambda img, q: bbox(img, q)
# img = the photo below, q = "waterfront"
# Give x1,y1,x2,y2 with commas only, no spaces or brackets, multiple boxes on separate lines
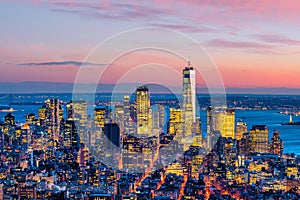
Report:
1,104,300,155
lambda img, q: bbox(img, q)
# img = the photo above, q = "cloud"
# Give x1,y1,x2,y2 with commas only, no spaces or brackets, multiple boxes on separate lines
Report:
32,0,298,39
147,23,217,33
180,0,300,22
50,1,225,34
18,60,107,67
22,0,300,30
50,1,169,21
206,39,275,49
114,2,170,19
51,8,122,20
253,34,300,46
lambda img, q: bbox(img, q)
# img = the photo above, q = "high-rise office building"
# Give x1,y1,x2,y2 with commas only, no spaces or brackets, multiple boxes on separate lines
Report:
214,108,235,139
66,102,74,120
104,123,120,157
206,106,214,150
158,104,165,129
182,62,196,138
167,107,183,140
45,99,63,141
270,130,283,157
72,100,87,123
93,107,106,155
31,131,46,151
152,110,160,130
105,105,113,123
123,95,131,134
64,120,80,151
38,107,46,126
114,105,124,131
26,113,36,125
71,100,89,146
237,132,250,156
77,144,90,167
151,104,165,130
221,109,235,139
235,121,248,140
192,117,202,147
94,107,106,129
249,125,269,153
21,123,31,151
214,109,223,131
122,135,140,169
136,86,152,136
4,113,15,126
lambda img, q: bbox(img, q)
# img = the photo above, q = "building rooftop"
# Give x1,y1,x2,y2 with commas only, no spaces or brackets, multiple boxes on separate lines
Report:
251,125,267,131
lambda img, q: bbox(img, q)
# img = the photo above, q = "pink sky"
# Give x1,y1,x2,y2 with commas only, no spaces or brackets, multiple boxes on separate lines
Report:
1,0,300,91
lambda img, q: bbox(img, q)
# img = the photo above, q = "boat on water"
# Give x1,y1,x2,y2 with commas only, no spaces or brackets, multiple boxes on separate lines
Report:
0,105,16,112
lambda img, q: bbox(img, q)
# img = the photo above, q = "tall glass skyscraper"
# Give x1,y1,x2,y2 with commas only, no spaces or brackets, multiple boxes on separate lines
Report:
123,95,130,134
182,62,196,138
45,99,63,141
136,85,152,136
249,125,269,153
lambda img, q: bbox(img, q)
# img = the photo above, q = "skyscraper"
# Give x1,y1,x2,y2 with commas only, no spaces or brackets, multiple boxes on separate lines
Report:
237,132,250,156
270,130,283,157
249,125,269,153
45,99,63,141
136,86,152,136
72,100,87,124
206,106,214,150
123,95,131,134
26,113,36,125
21,123,31,151
4,113,15,126
104,123,120,157
182,62,196,138
235,121,248,140
38,107,46,126
94,107,106,129
158,104,165,129
64,120,80,151
77,144,90,167
192,117,202,147
221,109,235,139
70,100,89,146
66,102,74,120
167,107,183,139
114,105,124,131
214,108,235,139
151,104,165,130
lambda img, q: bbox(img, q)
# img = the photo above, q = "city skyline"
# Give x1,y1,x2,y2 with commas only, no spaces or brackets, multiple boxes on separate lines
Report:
2,1,300,199
1,81,299,199
0,65,299,199
1,1,300,92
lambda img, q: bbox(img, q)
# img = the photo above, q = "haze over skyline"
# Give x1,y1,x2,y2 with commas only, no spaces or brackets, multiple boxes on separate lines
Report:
1,1,300,93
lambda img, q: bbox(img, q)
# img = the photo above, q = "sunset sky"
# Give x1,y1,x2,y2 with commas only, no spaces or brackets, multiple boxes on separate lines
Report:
1,1,300,93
